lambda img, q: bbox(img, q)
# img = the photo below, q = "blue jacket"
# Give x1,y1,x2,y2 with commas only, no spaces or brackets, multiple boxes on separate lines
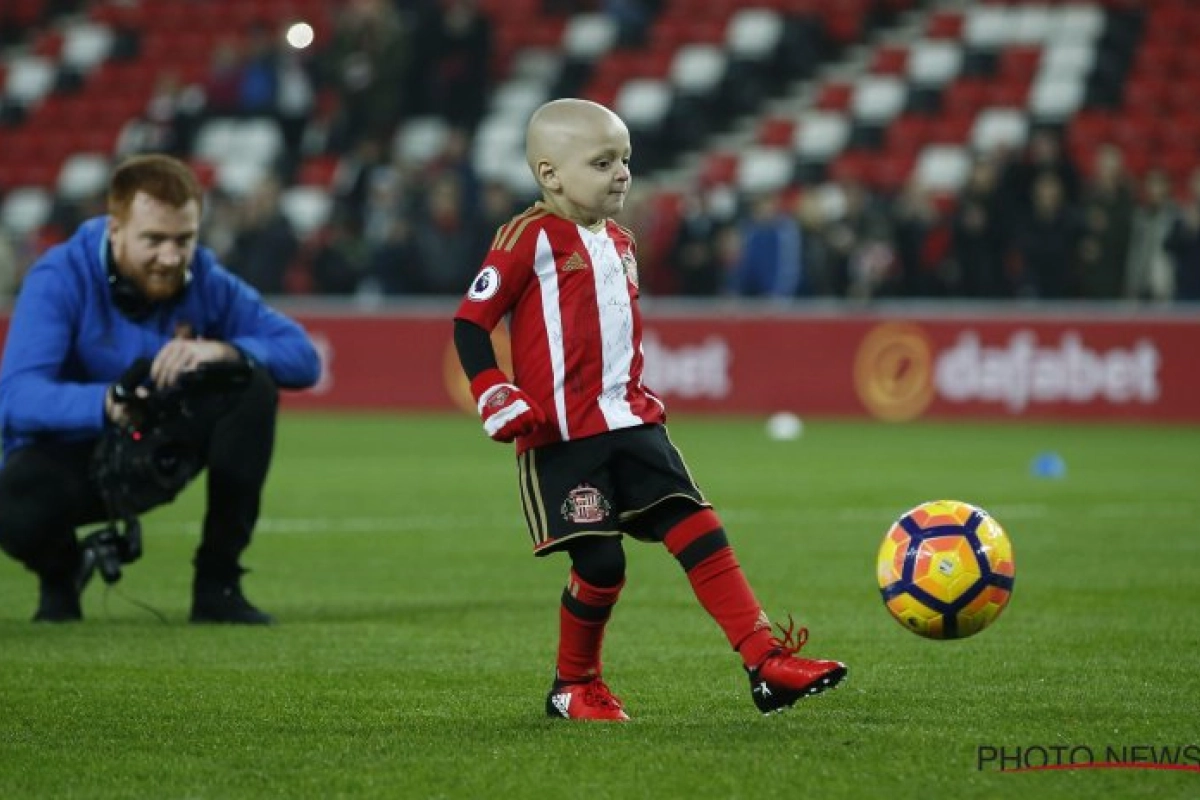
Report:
0,216,321,459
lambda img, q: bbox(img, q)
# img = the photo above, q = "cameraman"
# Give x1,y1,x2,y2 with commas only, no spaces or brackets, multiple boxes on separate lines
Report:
0,154,321,624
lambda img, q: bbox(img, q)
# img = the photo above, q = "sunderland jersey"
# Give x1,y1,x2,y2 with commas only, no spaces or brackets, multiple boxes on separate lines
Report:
455,204,666,452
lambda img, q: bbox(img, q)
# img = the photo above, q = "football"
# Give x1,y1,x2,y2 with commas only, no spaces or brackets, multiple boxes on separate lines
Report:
876,500,1015,640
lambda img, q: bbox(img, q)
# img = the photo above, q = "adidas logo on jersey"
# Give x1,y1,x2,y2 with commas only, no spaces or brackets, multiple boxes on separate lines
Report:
561,252,588,272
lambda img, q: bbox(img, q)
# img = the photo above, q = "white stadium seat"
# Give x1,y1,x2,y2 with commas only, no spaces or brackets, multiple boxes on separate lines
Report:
792,112,850,161
907,40,963,87
964,6,1017,48
57,154,111,200
0,187,53,234
726,9,783,61
736,147,793,194
562,13,617,60
914,145,970,192
614,79,672,129
669,44,727,95
971,109,1030,154
1028,75,1086,121
4,56,56,106
61,22,114,73
852,76,907,125
280,186,333,237
392,116,449,168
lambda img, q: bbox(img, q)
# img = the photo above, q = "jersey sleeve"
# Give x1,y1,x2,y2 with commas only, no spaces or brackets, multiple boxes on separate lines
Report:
453,230,535,333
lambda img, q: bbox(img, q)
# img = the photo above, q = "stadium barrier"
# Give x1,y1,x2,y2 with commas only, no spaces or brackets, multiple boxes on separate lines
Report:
2,307,1197,422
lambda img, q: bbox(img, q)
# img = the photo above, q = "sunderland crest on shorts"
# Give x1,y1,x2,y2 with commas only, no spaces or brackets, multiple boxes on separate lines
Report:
561,484,611,524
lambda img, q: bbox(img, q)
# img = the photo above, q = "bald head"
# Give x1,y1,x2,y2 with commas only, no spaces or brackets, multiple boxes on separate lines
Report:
526,98,628,176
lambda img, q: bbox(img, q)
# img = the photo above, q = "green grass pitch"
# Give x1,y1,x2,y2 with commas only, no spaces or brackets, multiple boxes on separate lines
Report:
1,412,1198,799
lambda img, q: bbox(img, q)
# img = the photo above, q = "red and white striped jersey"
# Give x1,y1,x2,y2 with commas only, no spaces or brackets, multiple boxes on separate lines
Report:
455,204,666,452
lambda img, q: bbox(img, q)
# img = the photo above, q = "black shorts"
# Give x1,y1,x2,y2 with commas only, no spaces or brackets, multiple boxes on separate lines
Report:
515,424,710,555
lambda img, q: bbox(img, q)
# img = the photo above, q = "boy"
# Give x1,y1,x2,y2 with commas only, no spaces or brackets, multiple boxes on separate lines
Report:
453,99,846,719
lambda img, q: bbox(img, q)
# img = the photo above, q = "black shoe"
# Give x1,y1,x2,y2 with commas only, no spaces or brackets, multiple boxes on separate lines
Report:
33,576,82,623
189,577,274,625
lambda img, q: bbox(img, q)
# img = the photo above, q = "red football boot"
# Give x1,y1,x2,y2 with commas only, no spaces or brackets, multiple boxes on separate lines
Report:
746,617,847,714
545,678,630,721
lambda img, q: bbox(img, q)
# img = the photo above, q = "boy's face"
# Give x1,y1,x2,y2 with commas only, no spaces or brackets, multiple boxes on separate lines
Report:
551,116,632,225
109,191,199,303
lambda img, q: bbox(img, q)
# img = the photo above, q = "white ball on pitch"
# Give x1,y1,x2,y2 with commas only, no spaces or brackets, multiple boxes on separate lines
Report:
765,412,803,441
286,22,315,50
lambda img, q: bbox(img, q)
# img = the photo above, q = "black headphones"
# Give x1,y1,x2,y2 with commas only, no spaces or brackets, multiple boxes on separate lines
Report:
107,248,192,320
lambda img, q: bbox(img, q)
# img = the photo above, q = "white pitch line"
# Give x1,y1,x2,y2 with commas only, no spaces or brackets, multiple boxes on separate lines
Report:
142,500,1195,536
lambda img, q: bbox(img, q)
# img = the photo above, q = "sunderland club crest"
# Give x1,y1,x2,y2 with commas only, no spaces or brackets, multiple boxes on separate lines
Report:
561,484,611,524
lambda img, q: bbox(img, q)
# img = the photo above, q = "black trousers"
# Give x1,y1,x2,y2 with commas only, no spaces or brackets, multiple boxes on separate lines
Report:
0,365,278,584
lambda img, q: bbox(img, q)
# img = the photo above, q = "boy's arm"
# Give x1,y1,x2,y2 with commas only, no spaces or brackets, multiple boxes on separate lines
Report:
453,319,544,444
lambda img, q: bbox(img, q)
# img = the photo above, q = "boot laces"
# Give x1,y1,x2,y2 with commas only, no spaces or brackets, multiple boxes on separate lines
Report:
768,614,810,658
582,679,622,710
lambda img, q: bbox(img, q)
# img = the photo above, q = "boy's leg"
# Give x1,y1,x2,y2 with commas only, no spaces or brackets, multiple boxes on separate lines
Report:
645,501,848,713
545,536,630,721
557,536,626,682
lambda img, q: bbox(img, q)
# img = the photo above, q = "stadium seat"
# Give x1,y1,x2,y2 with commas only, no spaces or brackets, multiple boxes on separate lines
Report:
668,44,727,95
392,116,449,168
913,145,970,192
3,55,56,106
907,40,963,87
1028,75,1086,122
726,9,784,61
736,146,793,194
215,159,267,197
279,186,332,239
971,108,1029,154
60,21,113,74
852,77,908,126
792,112,850,161
615,79,672,130
562,13,618,61
0,186,52,234
56,153,110,200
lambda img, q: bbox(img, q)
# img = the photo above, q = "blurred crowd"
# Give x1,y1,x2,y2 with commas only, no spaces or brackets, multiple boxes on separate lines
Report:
653,131,1200,304
1,0,1197,304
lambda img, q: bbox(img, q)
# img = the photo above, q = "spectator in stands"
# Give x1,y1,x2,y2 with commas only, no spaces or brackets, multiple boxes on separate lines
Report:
238,22,280,115
276,48,316,167
1165,167,1200,303
668,192,728,296
821,181,891,299
225,175,299,295
888,181,948,297
320,0,411,153
603,0,662,47
312,213,372,295
998,128,1081,235
366,216,425,296
1077,144,1134,299
201,39,246,116
409,0,491,130
1013,173,1082,299
789,192,833,297
952,157,1010,297
472,180,521,268
411,172,479,294
115,72,202,159
1125,169,1176,303
729,191,804,298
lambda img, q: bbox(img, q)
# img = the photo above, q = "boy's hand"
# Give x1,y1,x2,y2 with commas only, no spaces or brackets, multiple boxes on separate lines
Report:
471,368,546,443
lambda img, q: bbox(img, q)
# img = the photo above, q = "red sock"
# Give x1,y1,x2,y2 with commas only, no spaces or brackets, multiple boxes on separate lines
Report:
556,569,624,683
664,510,776,668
